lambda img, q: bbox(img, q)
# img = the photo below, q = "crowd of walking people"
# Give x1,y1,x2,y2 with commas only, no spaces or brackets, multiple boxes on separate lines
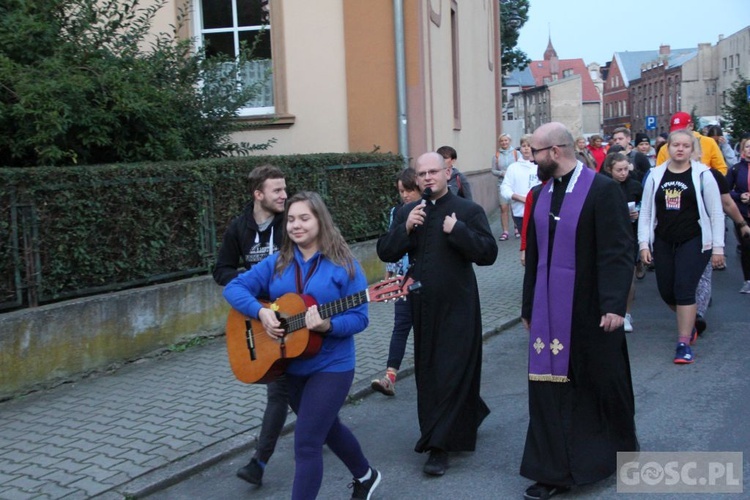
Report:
213,111,749,499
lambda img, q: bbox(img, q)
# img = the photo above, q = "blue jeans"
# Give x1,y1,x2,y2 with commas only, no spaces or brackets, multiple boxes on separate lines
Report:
387,297,412,369
287,370,369,500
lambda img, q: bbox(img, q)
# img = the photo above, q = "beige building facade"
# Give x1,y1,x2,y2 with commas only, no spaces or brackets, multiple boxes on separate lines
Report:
716,27,750,113
548,76,583,136
514,75,600,138
680,43,720,119
149,0,502,210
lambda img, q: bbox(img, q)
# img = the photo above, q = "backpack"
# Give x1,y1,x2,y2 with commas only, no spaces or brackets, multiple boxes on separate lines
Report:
496,149,519,165
449,170,465,197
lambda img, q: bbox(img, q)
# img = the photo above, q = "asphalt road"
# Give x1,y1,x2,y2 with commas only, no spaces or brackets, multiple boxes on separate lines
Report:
146,235,750,499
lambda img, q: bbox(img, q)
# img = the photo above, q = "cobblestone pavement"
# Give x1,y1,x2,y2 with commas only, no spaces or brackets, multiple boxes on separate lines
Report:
0,215,523,499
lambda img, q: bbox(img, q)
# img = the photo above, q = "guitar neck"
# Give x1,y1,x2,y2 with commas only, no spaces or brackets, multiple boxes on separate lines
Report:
284,290,369,333
319,290,369,319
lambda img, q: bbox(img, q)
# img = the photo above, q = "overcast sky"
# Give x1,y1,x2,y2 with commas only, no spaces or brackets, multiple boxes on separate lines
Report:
515,0,749,66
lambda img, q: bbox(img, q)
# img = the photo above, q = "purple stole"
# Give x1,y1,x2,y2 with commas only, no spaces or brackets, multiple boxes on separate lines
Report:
529,163,595,382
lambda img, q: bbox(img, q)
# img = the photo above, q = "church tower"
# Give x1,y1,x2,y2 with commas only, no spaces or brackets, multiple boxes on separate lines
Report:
544,36,559,78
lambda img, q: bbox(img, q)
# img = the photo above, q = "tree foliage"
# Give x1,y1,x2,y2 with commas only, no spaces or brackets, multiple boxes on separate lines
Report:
500,0,531,74
690,105,701,132
722,74,750,139
0,0,271,167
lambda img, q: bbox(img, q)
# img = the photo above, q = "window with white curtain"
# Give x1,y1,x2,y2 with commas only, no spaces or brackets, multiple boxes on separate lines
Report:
195,0,274,115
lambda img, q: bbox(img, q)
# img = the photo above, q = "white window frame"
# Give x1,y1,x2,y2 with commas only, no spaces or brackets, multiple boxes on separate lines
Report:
193,0,274,117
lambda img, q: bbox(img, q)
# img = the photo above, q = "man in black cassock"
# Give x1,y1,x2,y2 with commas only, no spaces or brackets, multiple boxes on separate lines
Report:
376,152,498,476
520,122,639,500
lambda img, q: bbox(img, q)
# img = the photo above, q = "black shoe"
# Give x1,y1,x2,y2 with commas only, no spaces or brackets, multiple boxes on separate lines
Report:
423,449,448,476
349,467,381,500
523,482,571,500
236,457,264,486
635,261,645,280
695,315,707,336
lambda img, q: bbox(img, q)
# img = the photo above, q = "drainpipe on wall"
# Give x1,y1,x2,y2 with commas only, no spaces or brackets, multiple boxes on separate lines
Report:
394,0,409,169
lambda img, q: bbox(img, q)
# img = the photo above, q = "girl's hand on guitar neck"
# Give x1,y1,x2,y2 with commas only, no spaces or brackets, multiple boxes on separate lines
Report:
259,308,285,339
305,305,332,333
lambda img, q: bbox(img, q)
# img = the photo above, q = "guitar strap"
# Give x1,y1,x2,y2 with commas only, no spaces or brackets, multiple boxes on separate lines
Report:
293,257,320,294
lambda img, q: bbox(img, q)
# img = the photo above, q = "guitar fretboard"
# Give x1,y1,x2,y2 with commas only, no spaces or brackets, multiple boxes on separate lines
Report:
284,290,369,333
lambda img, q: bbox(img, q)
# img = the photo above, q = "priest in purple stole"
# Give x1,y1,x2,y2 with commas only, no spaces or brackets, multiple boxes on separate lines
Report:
520,123,638,500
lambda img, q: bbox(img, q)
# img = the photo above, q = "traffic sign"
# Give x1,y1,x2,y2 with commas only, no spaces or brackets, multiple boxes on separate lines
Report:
645,116,657,130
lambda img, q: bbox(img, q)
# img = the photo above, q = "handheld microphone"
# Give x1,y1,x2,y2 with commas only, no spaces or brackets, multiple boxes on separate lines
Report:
414,188,432,230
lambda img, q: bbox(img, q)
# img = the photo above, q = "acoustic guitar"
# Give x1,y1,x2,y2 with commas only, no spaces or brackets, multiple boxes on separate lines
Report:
226,276,418,384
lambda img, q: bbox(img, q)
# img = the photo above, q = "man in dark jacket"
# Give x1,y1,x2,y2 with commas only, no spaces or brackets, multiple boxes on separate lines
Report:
213,164,288,486
436,145,473,200
611,127,651,182
213,165,287,286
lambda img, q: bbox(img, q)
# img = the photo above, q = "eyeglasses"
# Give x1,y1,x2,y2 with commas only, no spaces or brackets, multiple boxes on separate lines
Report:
531,144,570,157
416,168,446,179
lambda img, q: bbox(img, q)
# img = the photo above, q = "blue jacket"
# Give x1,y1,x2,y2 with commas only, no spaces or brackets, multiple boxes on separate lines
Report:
726,158,749,219
223,247,369,375
385,205,409,275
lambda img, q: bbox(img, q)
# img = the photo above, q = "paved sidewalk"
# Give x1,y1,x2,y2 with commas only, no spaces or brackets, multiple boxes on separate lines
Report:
0,215,524,500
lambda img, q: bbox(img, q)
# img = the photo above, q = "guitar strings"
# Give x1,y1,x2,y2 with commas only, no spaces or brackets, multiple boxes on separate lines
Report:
241,286,398,345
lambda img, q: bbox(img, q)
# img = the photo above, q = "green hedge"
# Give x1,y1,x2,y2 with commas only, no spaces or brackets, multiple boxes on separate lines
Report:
0,153,402,310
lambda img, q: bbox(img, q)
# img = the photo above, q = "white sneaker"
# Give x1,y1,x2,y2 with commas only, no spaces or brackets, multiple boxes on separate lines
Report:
741,281,750,294
624,313,633,332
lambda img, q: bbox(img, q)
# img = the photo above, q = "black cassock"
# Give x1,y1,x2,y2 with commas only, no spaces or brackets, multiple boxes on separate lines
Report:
521,173,639,486
377,190,498,452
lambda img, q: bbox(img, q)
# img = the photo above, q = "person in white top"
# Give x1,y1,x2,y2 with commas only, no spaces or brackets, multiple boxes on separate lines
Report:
501,134,540,233
492,133,521,240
